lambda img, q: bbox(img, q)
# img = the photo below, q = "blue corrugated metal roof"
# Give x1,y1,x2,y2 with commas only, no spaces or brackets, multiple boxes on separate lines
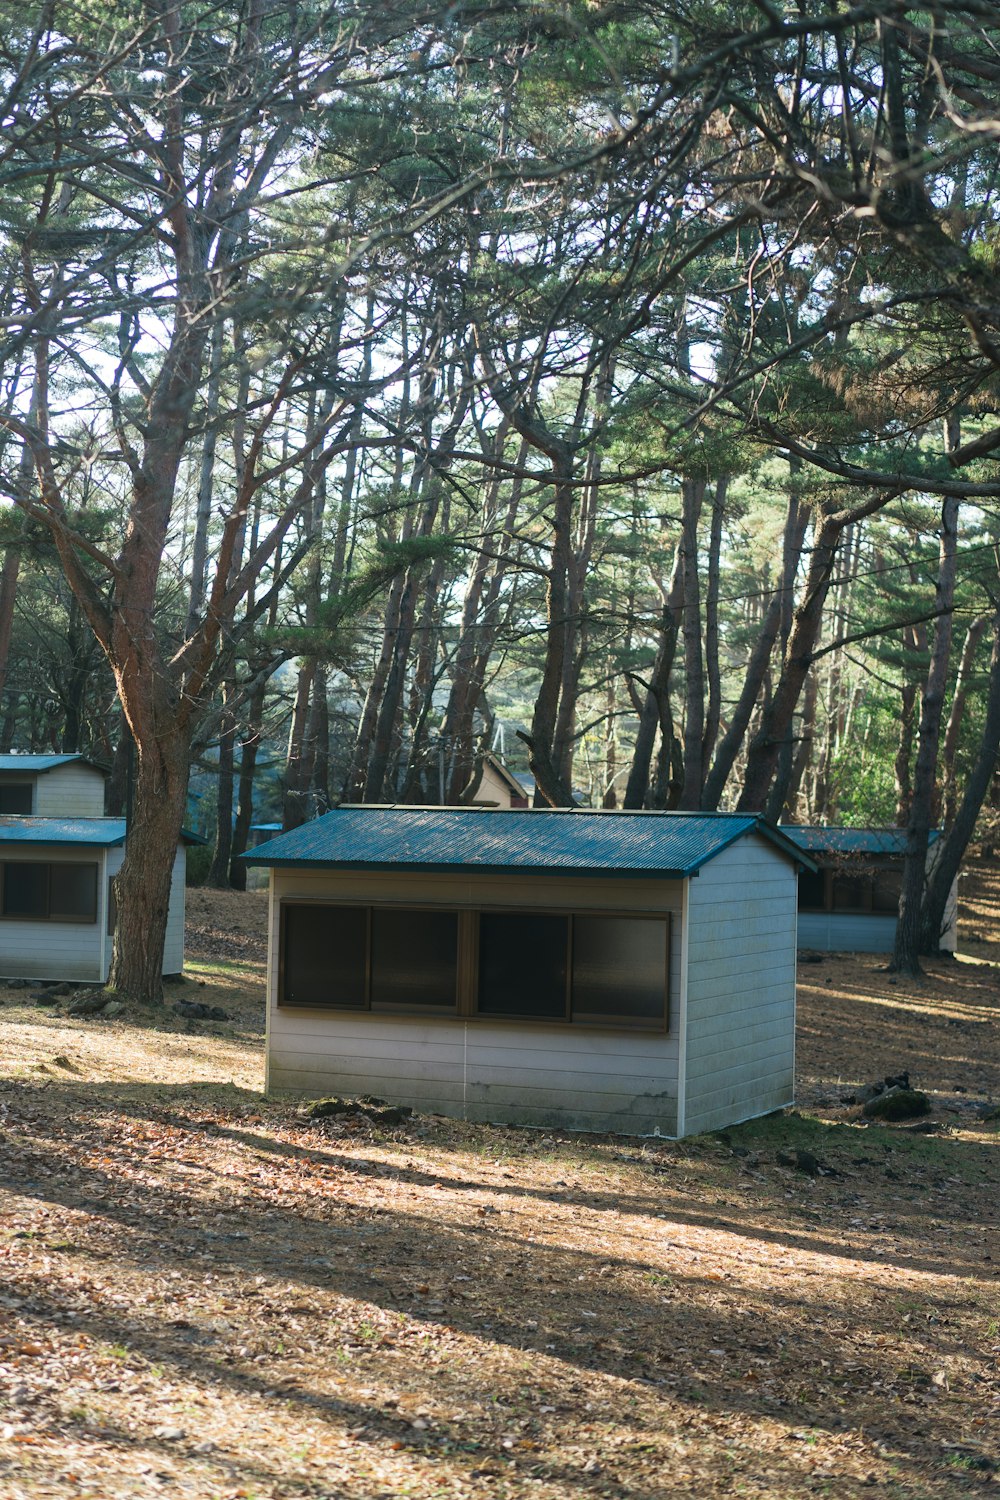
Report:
0,754,106,775
782,825,940,857
0,817,206,847
0,817,126,846
243,806,814,877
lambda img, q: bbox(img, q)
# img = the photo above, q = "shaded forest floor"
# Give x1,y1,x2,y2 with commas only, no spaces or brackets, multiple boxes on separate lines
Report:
0,871,998,1498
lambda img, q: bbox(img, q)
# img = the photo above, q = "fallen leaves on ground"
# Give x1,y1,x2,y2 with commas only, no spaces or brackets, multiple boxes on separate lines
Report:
0,874,997,1498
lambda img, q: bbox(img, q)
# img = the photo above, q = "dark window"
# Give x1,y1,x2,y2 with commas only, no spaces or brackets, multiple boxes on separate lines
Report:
0,783,32,814
571,915,668,1026
1,861,97,921
371,908,458,1010
3,862,48,917
797,869,826,911
278,902,670,1030
477,912,568,1019
50,863,97,921
831,872,869,911
281,904,366,1008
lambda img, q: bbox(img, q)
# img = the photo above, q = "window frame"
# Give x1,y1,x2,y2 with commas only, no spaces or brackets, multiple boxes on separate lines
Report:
0,859,99,923
277,898,671,1033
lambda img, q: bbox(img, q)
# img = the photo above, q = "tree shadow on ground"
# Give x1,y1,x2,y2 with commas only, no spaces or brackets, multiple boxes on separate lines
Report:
1,1077,996,1493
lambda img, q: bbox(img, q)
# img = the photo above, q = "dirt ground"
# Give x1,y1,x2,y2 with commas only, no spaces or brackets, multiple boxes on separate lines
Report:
0,867,997,1499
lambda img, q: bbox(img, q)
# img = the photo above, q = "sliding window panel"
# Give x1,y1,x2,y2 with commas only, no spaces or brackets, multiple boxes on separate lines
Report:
281,904,367,1008
370,909,458,1011
50,863,97,922
2,862,48,918
572,915,668,1026
477,912,568,1019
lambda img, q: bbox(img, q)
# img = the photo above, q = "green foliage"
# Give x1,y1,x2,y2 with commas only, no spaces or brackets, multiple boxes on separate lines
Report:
185,844,213,887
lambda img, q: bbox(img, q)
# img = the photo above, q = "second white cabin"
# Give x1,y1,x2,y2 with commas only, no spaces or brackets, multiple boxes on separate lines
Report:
246,807,815,1139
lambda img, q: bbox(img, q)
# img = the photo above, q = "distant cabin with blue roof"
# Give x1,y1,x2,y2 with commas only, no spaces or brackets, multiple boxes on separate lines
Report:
245,806,815,1139
784,825,958,955
0,754,194,982
0,753,108,817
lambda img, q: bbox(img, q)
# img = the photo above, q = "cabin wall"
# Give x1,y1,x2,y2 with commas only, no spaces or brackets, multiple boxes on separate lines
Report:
682,835,797,1136
0,845,106,981
105,845,186,977
797,911,896,953
797,879,958,954
266,867,683,1135
34,766,106,817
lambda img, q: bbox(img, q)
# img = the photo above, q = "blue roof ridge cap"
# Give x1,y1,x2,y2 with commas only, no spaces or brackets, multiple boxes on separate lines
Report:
334,802,764,815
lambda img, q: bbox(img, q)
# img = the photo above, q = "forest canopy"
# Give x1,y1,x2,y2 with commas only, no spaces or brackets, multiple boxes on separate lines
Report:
2,0,1000,990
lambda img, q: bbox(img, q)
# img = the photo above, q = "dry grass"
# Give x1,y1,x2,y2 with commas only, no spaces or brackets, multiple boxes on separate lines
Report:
0,872,998,1500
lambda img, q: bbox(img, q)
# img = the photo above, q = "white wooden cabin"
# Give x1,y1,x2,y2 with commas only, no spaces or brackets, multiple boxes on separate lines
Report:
0,754,107,817
785,826,958,954
0,818,188,982
245,807,814,1138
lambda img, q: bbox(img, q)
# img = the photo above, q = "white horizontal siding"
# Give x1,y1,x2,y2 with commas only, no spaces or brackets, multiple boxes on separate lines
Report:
265,869,680,1136
797,911,896,953
686,1013,792,1077
163,849,186,973
682,836,797,1136
34,765,106,817
797,906,899,954
679,1068,794,1131
268,1036,677,1134
0,846,106,981
678,943,797,989
105,845,186,978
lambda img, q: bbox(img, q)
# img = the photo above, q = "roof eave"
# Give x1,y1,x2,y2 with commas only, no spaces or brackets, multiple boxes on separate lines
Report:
241,855,693,878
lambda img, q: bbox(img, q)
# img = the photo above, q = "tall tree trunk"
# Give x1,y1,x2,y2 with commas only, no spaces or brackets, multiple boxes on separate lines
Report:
528,457,577,807
0,545,21,732
442,441,524,802
107,719,190,1004
207,696,237,887
894,622,924,825
602,673,619,807
284,660,317,828
784,666,817,820
703,491,807,809
230,679,267,891
623,547,683,809
891,486,959,977
678,477,707,808
0,385,39,742
940,613,989,824
185,318,226,636
702,476,728,775
364,567,423,802
309,663,331,815
736,485,889,812
921,601,1000,952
